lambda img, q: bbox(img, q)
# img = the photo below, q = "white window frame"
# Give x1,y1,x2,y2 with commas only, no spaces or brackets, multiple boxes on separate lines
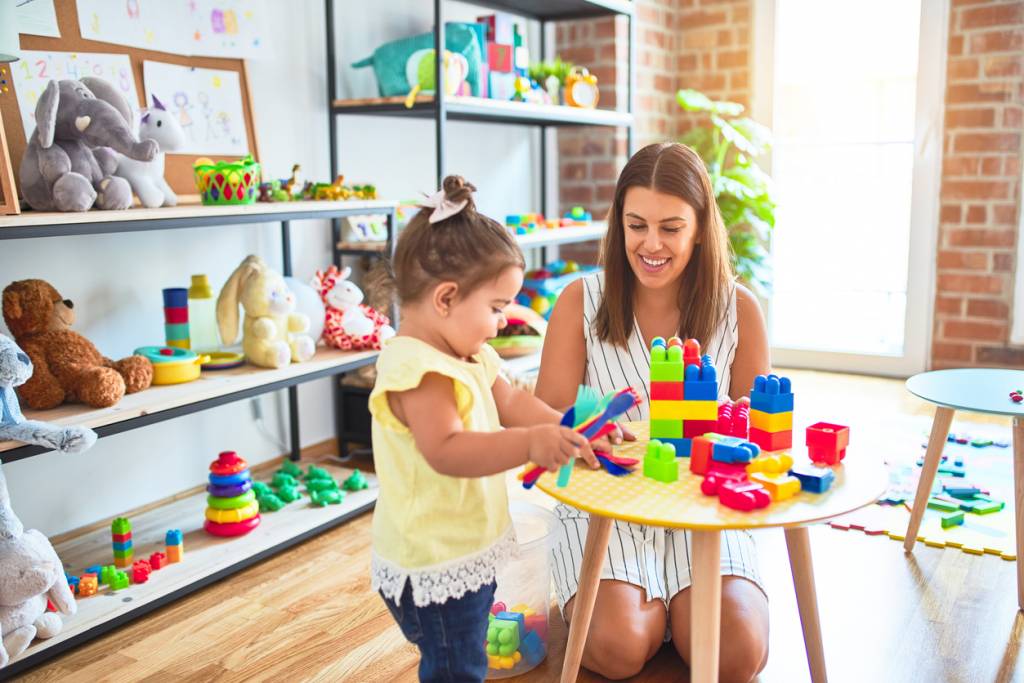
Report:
751,0,949,377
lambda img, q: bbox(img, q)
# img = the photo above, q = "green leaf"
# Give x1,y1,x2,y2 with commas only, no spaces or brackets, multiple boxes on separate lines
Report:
711,115,760,156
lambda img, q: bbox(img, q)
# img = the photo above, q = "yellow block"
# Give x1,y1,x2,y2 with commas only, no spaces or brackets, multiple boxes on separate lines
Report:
205,500,260,524
750,472,801,501
749,409,792,432
747,452,794,475
113,556,132,568
680,400,717,421
650,400,686,420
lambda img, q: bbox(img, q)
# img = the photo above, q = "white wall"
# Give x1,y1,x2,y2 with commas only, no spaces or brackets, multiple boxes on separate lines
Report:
1,0,548,537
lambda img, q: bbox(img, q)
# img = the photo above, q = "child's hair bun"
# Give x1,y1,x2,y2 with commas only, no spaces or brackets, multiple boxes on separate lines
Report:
442,175,476,209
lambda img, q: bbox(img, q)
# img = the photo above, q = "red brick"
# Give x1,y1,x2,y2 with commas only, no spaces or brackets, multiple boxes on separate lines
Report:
942,320,1007,342
941,204,962,223
558,134,584,158
953,0,995,6
943,180,1010,200
950,35,965,56
563,162,587,181
595,18,617,40
966,298,1010,319
944,107,996,128
970,29,1024,54
582,137,606,155
731,71,749,90
680,10,728,28
717,49,748,69
936,295,964,314
948,228,1016,247
677,54,698,71
596,182,616,204
937,273,1006,294
943,156,981,176
1005,106,1023,127
591,161,617,181
961,4,1024,30
980,157,1003,175
994,252,1015,271
561,185,595,205
993,203,1019,225
932,342,974,363
966,205,988,223
953,132,1021,153
718,29,733,47
683,28,721,49
1005,155,1021,176
976,346,1024,367
938,249,988,269
946,82,1015,103
654,74,673,92
685,73,727,92
948,57,980,80
733,4,751,22
984,55,1023,77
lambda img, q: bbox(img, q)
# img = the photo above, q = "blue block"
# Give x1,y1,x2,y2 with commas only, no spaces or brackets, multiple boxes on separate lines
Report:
496,611,526,639
661,438,691,457
750,374,794,413
683,361,718,401
165,529,183,546
66,574,79,588
85,564,103,576
710,437,760,464
111,540,133,552
789,464,835,494
521,630,546,667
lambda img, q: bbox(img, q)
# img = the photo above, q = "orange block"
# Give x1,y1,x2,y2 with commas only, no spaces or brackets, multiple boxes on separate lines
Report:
690,436,713,475
78,574,98,597
167,545,183,563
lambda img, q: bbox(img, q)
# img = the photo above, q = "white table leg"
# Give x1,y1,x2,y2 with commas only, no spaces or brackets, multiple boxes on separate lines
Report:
690,530,722,683
560,514,613,683
905,405,955,552
786,526,827,683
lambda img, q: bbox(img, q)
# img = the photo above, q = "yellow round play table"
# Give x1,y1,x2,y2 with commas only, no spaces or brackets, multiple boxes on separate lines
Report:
534,421,888,683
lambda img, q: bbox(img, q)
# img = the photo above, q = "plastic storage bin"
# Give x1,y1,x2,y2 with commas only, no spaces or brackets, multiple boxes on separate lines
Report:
486,502,557,679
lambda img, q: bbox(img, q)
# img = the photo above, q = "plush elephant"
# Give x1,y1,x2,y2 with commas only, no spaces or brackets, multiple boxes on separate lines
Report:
19,78,158,212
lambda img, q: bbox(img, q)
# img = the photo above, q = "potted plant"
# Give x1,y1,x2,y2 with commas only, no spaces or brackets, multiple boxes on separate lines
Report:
529,56,575,105
676,89,776,296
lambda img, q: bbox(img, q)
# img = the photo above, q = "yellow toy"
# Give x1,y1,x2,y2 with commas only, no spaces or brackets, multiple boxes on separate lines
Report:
216,255,316,369
565,66,599,108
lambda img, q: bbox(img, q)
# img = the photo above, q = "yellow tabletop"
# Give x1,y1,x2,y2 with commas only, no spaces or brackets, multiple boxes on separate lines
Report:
534,422,888,531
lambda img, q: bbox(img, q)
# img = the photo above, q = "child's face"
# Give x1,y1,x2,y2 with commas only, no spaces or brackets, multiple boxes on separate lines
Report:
621,186,699,291
442,266,524,358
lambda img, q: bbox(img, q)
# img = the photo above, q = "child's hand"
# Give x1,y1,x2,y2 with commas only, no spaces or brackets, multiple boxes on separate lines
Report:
590,423,636,454
527,425,588,471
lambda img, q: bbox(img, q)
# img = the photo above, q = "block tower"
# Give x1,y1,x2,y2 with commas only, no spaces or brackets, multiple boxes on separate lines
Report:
748,374,794,451
650,337,718,456
111,517,132,569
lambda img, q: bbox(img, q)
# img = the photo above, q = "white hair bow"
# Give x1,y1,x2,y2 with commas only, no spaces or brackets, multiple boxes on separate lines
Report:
419,188,468,224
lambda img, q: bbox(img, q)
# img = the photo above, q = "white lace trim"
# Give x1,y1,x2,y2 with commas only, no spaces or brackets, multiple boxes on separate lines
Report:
371,525,519,607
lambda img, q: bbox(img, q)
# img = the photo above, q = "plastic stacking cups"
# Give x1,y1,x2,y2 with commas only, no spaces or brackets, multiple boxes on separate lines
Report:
163,287,190,350
204,451,261,537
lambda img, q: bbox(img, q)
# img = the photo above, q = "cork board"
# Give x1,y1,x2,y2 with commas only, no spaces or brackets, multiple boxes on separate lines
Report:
0,0,261,200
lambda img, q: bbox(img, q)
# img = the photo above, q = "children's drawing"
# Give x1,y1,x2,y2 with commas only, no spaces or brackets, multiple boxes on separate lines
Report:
143,61,248,156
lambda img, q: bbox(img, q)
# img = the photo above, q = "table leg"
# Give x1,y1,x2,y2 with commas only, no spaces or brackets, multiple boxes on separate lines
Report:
560,514,613,683
785,526,827,683
1013,416,1024,611
690,530,722,683
904,405,955,552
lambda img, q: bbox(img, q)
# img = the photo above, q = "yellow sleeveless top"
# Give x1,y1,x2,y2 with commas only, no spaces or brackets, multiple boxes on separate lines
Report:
368,336,515,606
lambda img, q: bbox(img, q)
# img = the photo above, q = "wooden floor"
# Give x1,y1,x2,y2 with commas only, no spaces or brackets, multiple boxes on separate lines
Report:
14,370,1024,683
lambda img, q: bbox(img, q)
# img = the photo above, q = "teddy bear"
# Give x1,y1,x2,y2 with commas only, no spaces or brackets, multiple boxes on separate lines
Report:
1,280,153,410
311,265,394,352
0,333,97,453
217,255,316,369
0,459,76,668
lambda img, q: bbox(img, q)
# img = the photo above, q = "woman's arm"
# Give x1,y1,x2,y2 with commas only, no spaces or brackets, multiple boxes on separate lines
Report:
534,279,586,411
729,283,771,400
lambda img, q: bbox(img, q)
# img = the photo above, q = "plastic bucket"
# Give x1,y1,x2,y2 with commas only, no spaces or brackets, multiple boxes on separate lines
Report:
485,502,557,679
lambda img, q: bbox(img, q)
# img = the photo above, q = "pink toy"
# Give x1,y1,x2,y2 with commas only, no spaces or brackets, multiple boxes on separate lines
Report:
312,266,395,351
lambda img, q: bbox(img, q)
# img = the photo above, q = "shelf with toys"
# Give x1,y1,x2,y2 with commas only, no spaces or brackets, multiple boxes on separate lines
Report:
2,458,379,677
469,0,635,20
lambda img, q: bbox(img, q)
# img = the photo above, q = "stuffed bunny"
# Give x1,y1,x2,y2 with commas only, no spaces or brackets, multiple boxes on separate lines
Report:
217,255,316,369
311,266,394,352
0,460,76,668
0,333,96,454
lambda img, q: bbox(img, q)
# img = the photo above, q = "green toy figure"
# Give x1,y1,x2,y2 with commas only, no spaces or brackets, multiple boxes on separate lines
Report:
343,469,369,492
311,489,344,507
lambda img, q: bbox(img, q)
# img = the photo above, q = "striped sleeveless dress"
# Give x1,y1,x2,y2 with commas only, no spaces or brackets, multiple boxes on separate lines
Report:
551,272,764,623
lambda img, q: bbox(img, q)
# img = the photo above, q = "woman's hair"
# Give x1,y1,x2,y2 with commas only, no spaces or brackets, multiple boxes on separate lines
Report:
391,175,525,304
594,142,734,349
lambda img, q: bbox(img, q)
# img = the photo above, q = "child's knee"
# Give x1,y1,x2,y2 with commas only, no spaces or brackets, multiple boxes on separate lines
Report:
584,622,655,679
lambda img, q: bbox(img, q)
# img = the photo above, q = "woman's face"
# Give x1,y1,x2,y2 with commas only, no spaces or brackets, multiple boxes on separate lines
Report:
621,186,699,291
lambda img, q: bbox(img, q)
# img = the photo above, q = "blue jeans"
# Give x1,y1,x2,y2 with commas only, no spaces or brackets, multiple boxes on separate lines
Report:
380,580,496,682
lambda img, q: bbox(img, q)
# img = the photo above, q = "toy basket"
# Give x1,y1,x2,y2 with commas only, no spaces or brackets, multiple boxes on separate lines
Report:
193,155,261,205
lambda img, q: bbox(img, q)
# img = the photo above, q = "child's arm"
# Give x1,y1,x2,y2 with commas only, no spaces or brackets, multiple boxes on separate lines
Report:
491,374,600,468
389,372,587,478
729,283,771,400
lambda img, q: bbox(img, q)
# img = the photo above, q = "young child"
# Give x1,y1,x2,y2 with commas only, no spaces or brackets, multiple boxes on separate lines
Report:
369,175,598,682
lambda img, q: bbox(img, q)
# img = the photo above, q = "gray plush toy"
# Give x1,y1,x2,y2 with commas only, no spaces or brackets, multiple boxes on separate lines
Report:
19,77,158,212
0,333,96,454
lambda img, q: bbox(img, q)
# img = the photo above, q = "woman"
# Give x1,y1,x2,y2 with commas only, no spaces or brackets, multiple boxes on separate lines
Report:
535,142,771,682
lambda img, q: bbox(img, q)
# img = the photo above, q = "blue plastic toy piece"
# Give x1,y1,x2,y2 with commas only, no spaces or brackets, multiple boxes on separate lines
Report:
165,529,183,546
750,374,794,414
111,539,133,552
208,469,252,486
710,436,760,464
684,356,718,400
521,630,546,667
659,437,691,457
789,463,835,493
496,611,526,639
85,564,102,576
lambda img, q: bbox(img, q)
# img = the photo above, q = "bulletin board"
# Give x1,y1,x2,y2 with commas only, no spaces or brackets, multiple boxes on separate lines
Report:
0,0,261,201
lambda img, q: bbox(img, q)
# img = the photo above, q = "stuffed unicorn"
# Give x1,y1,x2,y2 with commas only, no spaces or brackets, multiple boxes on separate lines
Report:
311,266,394,351
114,95,186,208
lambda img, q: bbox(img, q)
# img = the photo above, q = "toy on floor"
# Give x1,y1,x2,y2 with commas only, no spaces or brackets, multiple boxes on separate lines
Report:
748,374,794,451
19,78,157,212
114,95,185,208
2,280,153,410
311,266,394,352
204,451,261,537
0,461,76,668
111,517,133,568
217,255,316,368
0,333,97,454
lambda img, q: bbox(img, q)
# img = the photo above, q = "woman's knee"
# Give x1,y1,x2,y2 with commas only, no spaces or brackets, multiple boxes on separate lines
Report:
718,581,769,683
583,619,658,680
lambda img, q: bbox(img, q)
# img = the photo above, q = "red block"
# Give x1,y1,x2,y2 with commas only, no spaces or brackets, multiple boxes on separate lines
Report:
651,381,684,401
684,419,717,439
683,339,701,368
111,532,132,543
700,463,748,496
690,436,714,475
806,422,850,465
524,614,548,640
132,559,152,584
149,552,167,570
749,427,792,451
488,43,513,72
719,480,771,511
163,306,188,324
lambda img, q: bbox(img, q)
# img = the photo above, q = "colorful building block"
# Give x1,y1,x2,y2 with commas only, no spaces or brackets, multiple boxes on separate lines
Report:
149,552,167,570
78,574,98,597
750,472,801,501
660,437,691,457
700,464,748,497
749,427,792,451
690,436,714,475
683,357,717,400
487,618,521,657
524,614,548,641
165,529,183,546
110,570,130,591
681,400,718,421
750,409,793,433
651,419,683,439
719,479,771,511
710,436,760,464
806,422,850,465
643,440,679,483
717,400,750,438
651,381,684,401
747,452,794,475
683,419,718,439
496,611,526,640
167,545,183,563
972,500,1005,514
651,400,687,420
683,338,701,369
651,341,685,381
111,540,133,552
750,374,793,413
521,629,546,667
132,559,152,584
100,565,117,586
111,532,132,544
941,511,965,528
789,463,835,493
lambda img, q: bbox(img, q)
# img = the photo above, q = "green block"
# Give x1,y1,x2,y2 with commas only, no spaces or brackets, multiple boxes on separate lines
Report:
110,570,130,591
643,440,679,483
100,565,117,585
113,548,134,559
651,361,684,382
941,511,965,528
111,517,131,535
650,419,683,439
972,500,1005,515
970,438,992,447
927,498,960,512
486,619,521,657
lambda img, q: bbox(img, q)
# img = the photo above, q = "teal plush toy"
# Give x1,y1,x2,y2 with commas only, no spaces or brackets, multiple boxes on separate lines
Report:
352,23,482,98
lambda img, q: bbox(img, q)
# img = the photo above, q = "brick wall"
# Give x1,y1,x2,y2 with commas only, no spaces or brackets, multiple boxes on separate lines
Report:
932,0,1024,369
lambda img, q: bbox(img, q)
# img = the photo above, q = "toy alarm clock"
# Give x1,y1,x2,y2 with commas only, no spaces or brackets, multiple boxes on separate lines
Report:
565,67,600,108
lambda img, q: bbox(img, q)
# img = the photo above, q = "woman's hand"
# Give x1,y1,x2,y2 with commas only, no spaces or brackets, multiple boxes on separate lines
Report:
588,422,636,455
